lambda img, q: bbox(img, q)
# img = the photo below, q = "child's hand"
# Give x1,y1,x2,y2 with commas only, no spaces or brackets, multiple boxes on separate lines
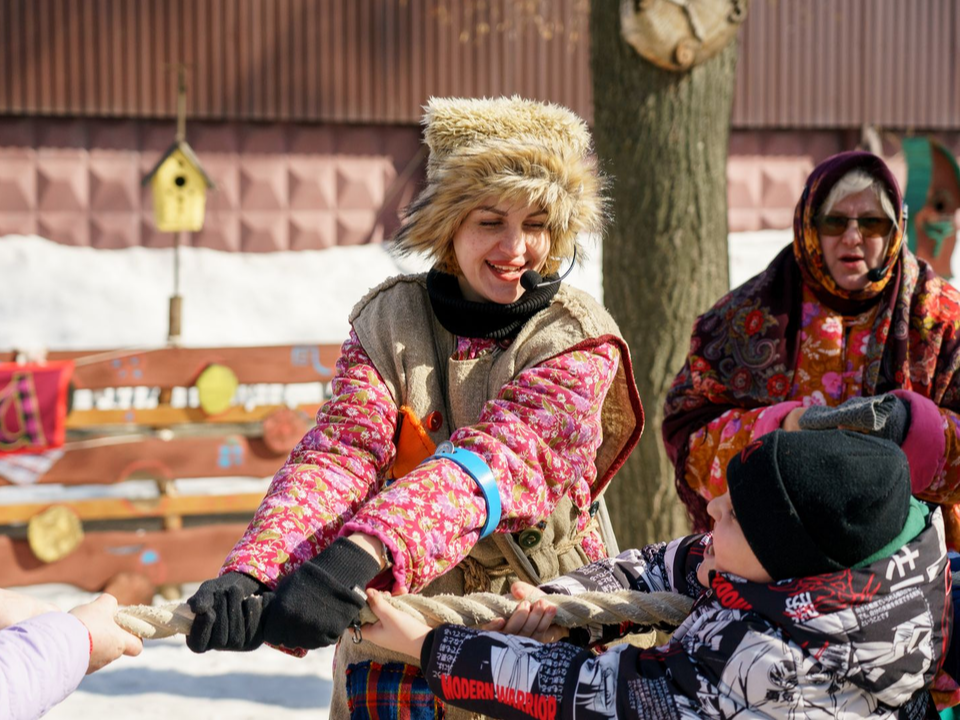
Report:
362,589,432,658
483,581,568,644
69,594,143,674
0,588,60,630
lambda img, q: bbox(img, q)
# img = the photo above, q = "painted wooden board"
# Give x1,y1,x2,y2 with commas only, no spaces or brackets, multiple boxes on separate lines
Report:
1,344,343,388
0,435,285,486
0,493,266,525
0,523,250,591
65,403,321,428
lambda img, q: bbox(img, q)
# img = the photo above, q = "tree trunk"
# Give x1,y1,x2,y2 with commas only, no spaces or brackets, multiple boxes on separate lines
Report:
590,3,739,549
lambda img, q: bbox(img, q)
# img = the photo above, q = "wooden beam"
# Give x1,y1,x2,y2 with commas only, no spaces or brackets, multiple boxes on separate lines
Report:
0,493,265,525
0,435,286,486
0,523,250,591
65,403,321,428
1,344,343,389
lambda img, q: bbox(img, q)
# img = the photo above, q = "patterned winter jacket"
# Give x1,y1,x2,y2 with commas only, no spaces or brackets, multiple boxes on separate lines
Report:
220,280,641,596
420,505,949,719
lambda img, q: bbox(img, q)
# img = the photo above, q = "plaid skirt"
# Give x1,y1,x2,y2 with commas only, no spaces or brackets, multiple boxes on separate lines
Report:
345,661,445,720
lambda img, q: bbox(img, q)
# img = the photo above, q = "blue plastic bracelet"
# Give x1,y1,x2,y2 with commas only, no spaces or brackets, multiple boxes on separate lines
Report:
431,441,501,539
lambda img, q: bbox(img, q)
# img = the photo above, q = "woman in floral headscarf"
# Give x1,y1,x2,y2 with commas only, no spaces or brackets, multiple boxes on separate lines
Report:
663,150,960,707
664,152,960,524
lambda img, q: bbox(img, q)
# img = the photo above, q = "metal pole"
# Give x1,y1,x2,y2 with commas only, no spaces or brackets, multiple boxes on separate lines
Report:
168,231,184,345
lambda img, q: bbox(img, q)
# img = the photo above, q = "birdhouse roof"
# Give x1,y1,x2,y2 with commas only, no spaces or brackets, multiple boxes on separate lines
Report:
141,139,215,188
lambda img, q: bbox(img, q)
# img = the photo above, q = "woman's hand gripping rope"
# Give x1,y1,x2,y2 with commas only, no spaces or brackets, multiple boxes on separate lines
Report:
113,583,694,652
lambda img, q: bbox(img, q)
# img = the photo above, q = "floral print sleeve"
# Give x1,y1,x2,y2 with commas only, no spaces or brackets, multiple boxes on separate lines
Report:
684,406,778,502
926,408,960,504
343,341,621,593
220,329,398,587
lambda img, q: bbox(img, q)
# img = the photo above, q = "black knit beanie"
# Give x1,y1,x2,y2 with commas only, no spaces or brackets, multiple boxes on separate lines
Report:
727,429,911,580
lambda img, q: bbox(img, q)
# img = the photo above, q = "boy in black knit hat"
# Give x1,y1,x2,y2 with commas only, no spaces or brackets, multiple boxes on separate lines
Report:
366,429,950,719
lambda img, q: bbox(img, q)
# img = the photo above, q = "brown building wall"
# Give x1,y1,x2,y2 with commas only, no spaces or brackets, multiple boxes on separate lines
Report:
0,0,592,124
0,116,422,250
0,0,958,247
1,0,956,129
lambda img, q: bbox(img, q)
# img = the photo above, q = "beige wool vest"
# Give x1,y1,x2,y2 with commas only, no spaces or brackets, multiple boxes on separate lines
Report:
331,274,642,719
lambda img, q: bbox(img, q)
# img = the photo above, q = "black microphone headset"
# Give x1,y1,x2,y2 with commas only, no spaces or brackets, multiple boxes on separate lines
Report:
866,252,899,283
520,247,578,292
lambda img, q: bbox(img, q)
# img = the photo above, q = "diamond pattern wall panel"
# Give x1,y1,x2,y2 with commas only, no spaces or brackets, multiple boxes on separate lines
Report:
290,211,336,251
12,119,949,250
0,152,36,212
336,159,386,210
0,213,37,236
89,152,140,212
0,117,425,252
38,214,89,247
289,159,335,210
241,213,288,252
91,214,140,249
37,155,88,213
194,213,242,253
240,159,287,211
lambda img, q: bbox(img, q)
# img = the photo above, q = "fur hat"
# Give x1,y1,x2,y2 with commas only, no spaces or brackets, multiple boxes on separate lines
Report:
392,96,606,276
727,429,911,580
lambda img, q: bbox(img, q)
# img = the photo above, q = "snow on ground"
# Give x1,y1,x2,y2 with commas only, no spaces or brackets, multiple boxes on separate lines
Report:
0,229,790,719
21,582,336,720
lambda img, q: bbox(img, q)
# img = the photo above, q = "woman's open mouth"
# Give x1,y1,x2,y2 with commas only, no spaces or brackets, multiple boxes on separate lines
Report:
486,261,525,279
839,255,865,269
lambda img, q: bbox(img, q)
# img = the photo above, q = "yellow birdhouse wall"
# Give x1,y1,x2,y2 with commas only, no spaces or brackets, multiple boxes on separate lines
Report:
150,149,208,232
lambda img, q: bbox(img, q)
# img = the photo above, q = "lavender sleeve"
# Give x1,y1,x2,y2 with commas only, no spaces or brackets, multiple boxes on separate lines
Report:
0,612,89,720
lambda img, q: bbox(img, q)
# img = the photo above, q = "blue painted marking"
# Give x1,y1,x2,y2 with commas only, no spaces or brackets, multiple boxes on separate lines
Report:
217,442,244,468
140,550,159,565
291,346,331,376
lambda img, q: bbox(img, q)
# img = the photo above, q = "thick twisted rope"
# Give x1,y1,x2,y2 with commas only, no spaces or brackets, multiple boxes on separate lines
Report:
115,590,694,640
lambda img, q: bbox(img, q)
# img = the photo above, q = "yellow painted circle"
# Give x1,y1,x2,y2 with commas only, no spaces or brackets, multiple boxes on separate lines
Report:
28,505,84,564
196,364,239,416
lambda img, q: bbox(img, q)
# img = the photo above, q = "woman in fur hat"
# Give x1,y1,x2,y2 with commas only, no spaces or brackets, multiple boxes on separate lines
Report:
185,96,642,718
662,150,960,708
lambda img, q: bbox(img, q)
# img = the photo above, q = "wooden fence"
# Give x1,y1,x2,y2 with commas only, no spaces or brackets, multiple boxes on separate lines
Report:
0,344,341,597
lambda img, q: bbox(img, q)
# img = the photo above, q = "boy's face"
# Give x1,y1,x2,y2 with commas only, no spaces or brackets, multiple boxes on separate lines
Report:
699,492,773,585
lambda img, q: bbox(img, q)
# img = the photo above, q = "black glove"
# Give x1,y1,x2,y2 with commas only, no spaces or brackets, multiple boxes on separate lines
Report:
186,571,270,653
261,538,381,650
874,395,911,446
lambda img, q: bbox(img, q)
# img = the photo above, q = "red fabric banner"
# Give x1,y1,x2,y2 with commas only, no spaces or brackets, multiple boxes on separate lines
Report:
0,361,74,455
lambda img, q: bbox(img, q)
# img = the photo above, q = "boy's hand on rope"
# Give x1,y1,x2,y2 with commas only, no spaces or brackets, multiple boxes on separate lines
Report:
363,589,432,657
185,571,270,653
362,581,569,657
260,538,381,650
495,581,569,644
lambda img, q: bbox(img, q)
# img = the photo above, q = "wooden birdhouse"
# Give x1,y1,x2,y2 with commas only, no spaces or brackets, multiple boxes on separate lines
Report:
142,139,214,232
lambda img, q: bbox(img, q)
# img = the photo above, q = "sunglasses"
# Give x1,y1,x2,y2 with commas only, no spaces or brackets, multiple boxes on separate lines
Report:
816,215,894,238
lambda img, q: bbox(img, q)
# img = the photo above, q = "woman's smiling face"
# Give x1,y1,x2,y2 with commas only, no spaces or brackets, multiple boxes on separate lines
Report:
452,199,551,304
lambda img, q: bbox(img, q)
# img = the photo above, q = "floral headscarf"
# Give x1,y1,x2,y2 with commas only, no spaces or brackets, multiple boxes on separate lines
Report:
793,151,906,313
663,152,960,531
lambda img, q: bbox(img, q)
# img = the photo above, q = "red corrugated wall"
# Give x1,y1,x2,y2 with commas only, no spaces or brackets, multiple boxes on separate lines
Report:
732,0,960,129
0,0,956,128
0,0,593,124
